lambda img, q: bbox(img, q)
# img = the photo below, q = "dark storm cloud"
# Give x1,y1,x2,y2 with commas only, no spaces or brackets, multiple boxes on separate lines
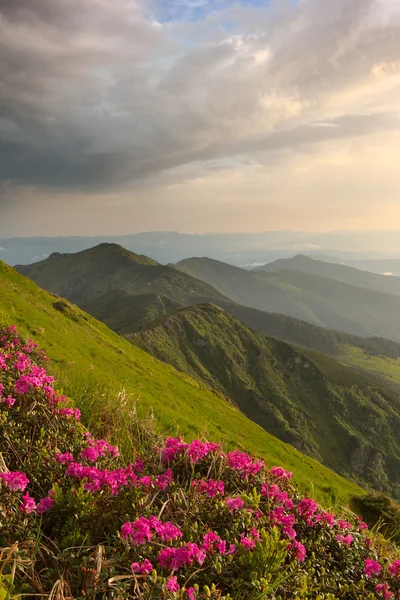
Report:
0,0,400,200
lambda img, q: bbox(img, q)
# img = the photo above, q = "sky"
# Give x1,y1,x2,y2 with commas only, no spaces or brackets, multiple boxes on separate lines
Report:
1,0,400,236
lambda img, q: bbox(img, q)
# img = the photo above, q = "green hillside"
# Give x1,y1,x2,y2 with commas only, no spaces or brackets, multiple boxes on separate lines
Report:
83,290,184,333
131,303,400,498
16,243,229,307
258,254,400,296
174,257,400,341
0,260,363,505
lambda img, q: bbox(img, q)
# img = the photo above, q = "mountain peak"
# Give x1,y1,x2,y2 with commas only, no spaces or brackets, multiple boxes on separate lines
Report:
84,242,159,266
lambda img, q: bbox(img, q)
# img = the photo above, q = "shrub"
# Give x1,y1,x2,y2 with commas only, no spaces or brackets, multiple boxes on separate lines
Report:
1,325,400,599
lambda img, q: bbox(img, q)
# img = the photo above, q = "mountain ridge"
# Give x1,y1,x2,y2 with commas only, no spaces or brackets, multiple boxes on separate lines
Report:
130,302,400,498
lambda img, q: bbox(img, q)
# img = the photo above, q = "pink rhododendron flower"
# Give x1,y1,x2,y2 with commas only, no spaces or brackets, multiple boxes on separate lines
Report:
389,559,400,577
315,511,335,528
336,534,353,546
226,450,264,478
297,498,318,521
337,519,352,530
161,437,188,463
2,395,16,408
131,559,153,574
0,471,29,491
54,407,81,420
186,439,220,463
364,558,382,578
376,584,393,599
270,466,292,480
192,478,224,498
166,576,180,593
288,540,307,563
240,533,256,550
226,497,244,511
36,495,54,514
56,452,74,464
20,492,37,514
158,543,206,570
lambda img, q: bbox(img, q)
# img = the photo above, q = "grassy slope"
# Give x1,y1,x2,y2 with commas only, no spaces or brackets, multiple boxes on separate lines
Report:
0,260,362,505
174,257,400,341
82,291,184,333
131,304,400,497
339,345,400,387
258,254,400,296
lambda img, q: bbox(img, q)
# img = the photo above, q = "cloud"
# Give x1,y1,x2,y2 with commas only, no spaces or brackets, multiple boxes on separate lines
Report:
0,0,400,234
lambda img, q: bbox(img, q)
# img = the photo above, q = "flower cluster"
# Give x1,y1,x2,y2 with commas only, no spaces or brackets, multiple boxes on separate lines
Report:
2,325,400,600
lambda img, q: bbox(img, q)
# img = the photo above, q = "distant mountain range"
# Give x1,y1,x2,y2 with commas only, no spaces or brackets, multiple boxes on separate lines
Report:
174,256,400,341
3,230,400,267
256,254,400,295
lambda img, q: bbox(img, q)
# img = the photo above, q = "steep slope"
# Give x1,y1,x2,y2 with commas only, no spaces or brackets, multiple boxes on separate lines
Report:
258,254,400,296
131,304,400,498
0,260,362,504
174,257,400,341
82,291,184,333
16,243,230,307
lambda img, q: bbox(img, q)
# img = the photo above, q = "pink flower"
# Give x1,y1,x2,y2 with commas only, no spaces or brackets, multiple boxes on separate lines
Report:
240,534,256,550
336,534,353,546
155,469,174,490
337,519,352,530
158,544,205,570
192,478,224,498
81,447,100,462
376,584,393,599
270,466,292,480
297,498,318,521
161,437,188,463
186,440,220,463
55,452,74,464
36,496,54,514
389,559,400,577
226,450,264,478
186,588,196,600
20,492,37,514
288,540,306,563
131,559,153,574
54,407,81,420
315,511,335,528
364,558,382,578
226,497,244,512
121,517,153,545
0,471,29,491
165,576,180,593
2,395,16,408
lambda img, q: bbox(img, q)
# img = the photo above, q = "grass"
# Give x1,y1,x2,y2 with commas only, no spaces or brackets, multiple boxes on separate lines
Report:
340,345,400,387
0,260,364,506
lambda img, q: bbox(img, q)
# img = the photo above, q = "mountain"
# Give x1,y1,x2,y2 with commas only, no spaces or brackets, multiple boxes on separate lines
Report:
174,257,400,342
0,259,362,504
257,254,400,296
131,303,400,498
82,291,184,333
3,230,400,267
16,243,229,307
